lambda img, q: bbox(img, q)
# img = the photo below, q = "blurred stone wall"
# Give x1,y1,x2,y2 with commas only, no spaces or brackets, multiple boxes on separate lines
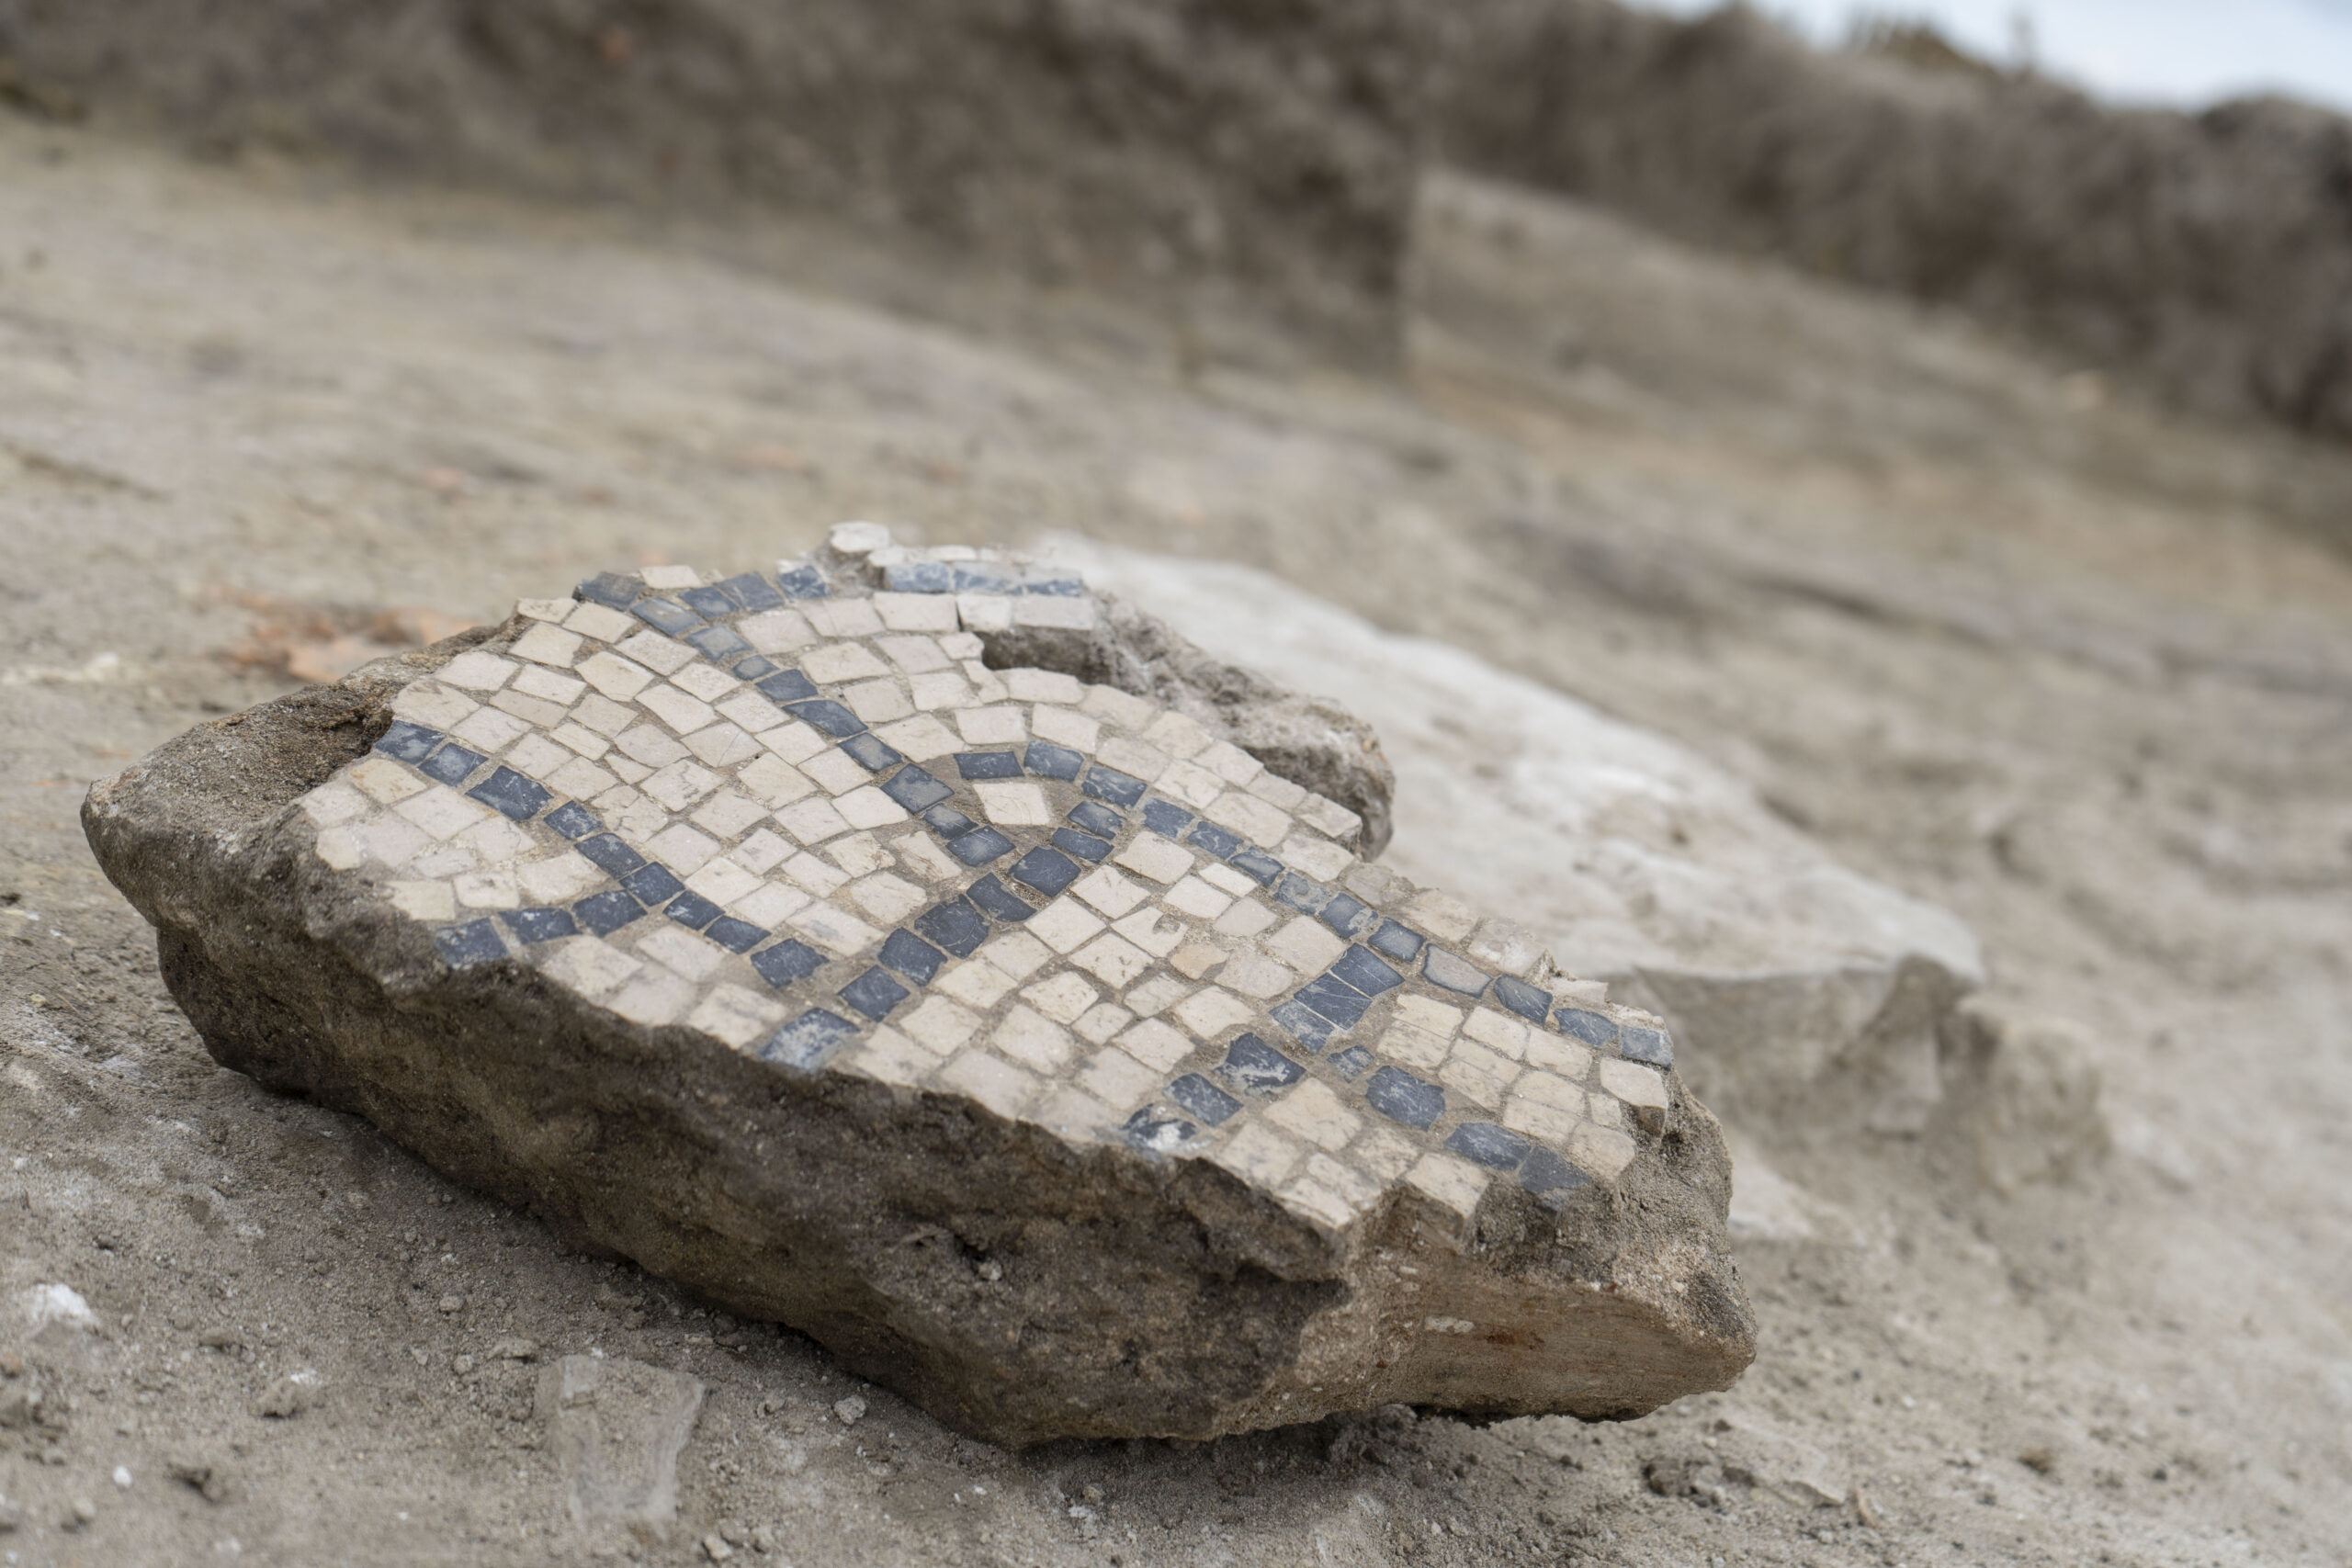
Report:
1436,2,2352,439
0,0,1427,350
6,0,2351,437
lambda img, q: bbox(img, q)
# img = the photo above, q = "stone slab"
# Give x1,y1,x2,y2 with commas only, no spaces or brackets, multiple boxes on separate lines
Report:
83,526,1754,1445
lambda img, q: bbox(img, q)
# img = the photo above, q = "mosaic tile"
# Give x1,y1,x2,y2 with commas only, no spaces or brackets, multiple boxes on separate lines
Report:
1516,1145,1590,1207
1050,827,1114,863
572,889,644,937
839,966,911,1021
1080,765,1148,807
630,597,704,637
1161,874,1232,921
376,720,444,763
566,603,641,644
866,764,945,816
663,889,726,931
908,898,988,958
1363,1066,1446,1130
1009,845,1081,897
500,906,579,944
1446,1121,1532,1171
620,863,686,907
1493,973,1555,1024
279,531,1702,1350
955,750,1023,781
1227,846,1284,887
439,650,520,692
1217,1032,1306,1095
838,732,904,773
947,827,1016,866
786,699,865,739
741,938,821,988
1292,975,1373,1030
469,766,552,821
1167,1073,1241,1127
1367,918,1424,963
716,571,786,613
577,571,643,609
685,625,755,664
1187,820,1246,861
1621,1024,1674,1067
883,560,954,593
686,921,762,959
1019,567,1086,597
434,919,508,967
761,1008,857,1071
1270,1006,1345,1053
1317,890,1375,937
753,669,820,705
1023,739,1086,781
964,874,1035,922
1405,1152,1488,1220
773,564,830,600
418,743,488,786
1271,871,1327,913
1421,945,1489,998
1136,798,1191,839
1329,944,1405,997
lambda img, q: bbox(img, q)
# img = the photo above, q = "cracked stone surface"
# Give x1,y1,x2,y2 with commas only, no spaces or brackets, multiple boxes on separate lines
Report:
82,523,1755,1446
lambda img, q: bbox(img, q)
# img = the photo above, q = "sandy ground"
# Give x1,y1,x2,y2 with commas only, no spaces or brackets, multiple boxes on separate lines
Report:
2,118,2349,1567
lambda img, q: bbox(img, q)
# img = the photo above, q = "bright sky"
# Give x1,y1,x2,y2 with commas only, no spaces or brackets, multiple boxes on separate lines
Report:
1640,0,2352,115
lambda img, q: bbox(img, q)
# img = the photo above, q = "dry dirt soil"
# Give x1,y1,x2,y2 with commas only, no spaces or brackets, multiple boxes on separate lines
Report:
1,118,2349,1567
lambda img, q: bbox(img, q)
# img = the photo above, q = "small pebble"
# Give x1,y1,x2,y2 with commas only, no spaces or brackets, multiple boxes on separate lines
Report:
452,1355,475,1374
112,1465,133,1489
68,1496,97,1527
701,1533,735,1562
253,1372,317,1418
169,1459,228,1503
437,1294,464,1314
833,1396,866,1427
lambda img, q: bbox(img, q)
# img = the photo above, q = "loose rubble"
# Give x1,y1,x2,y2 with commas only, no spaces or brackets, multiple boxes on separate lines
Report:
85,524,1754,1444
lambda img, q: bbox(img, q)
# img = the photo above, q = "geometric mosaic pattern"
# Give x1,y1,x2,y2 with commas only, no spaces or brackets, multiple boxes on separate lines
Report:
296,540,1678,1233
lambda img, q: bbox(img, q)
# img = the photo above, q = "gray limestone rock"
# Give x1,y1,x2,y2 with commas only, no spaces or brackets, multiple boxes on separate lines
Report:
1049,538,1987,1135
83,528,1753,1446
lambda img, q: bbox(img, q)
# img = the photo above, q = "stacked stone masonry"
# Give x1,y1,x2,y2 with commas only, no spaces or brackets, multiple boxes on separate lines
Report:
300,528,1679,1235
